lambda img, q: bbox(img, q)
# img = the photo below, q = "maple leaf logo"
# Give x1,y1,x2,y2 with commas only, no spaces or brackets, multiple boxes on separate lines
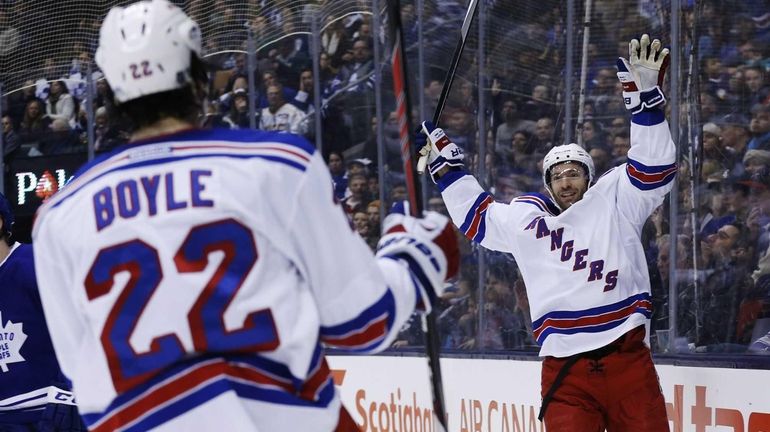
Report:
0,311,27,373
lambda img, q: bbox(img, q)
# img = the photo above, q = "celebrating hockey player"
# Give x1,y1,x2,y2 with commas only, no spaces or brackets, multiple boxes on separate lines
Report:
31,1,458,431
417,34,674,431
0,192,85,431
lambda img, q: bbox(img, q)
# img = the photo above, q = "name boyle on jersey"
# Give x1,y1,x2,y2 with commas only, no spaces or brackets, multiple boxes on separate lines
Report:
524,216,619,292
0,311,27,372
92,169,215,231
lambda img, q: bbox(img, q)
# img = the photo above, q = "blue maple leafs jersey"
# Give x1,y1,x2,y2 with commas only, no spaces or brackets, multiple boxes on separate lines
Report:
0,243,75,425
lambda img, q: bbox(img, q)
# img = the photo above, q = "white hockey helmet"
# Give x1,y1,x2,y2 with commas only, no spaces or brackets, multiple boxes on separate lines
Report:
95,0,202,103
542,143,595,189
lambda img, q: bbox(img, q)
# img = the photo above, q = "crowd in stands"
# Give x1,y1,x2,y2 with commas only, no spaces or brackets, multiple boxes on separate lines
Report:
2,0,770,356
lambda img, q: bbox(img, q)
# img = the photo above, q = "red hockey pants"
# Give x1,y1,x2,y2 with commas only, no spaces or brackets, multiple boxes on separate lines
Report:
540,326,669,432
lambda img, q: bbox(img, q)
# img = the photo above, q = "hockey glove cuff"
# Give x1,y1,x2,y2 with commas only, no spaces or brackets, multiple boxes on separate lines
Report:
376,204,459,314
416,121,465,184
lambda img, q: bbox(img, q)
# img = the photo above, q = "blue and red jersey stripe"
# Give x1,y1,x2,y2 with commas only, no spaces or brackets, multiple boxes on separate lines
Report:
37,130,314,221
83,352,333,432
626,159,677,191
531,292,653,345
320,289,396,352
460,193,494,243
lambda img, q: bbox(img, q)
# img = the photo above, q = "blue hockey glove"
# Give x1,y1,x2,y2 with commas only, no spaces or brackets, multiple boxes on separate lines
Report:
415,121,465,184
616,34,670,114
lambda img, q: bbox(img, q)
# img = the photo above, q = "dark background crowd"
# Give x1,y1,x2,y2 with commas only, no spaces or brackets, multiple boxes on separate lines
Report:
1,0,770,358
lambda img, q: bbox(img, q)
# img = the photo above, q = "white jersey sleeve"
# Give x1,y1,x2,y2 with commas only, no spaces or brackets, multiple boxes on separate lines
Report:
287,150,419,353
615,110,678,227
437,170,561,253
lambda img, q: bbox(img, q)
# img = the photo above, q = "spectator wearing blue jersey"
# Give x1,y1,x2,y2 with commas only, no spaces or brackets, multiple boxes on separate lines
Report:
0,192,85,431
326,151,348,200
747,104,770,151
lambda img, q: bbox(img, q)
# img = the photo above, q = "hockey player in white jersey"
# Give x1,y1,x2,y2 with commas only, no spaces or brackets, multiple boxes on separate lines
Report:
417,35,674,431
31,1,459,431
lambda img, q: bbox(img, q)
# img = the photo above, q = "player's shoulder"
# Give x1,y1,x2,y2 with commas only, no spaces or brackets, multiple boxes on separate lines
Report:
511,192,561,217
3,243,34,267
12,243,34,260
188,129,317,173
192,128,316,155
35,129,318,233
588,166,622,192
73,128,316,178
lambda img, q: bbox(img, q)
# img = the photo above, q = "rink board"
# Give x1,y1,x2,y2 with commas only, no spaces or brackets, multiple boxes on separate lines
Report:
328,355,770,432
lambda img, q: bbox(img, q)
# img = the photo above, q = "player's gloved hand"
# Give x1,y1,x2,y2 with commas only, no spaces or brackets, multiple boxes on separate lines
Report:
616,34,670,114
415,121,465,184
376,201,460,313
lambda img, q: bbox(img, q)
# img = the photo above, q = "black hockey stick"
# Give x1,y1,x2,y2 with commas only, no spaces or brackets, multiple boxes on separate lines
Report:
384,1,447,430
433,0,480,125
416,0,480,174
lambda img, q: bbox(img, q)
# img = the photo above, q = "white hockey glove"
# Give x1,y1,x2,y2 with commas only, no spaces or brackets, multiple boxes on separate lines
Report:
616,34,670,114
415,121,465,183
376,201,460,314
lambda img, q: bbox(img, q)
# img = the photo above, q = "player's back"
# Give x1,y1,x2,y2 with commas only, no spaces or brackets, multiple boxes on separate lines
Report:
33,128,344,431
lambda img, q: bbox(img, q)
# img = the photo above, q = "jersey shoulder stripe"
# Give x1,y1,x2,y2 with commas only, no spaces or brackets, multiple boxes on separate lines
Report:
513,193,560,216
320,289,395,352
459,193,494,242
84,354,334,432
70,128,314,182
531,292,652,344
626,159,677,190
35,132,314,225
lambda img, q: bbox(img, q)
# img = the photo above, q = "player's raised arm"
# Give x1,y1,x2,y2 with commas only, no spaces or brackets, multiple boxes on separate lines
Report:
413,121,542,253
287,151,458,354
613,34,678,225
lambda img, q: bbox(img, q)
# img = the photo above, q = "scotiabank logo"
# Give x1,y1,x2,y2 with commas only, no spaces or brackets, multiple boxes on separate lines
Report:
354,387,437,432
333,368,440,432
